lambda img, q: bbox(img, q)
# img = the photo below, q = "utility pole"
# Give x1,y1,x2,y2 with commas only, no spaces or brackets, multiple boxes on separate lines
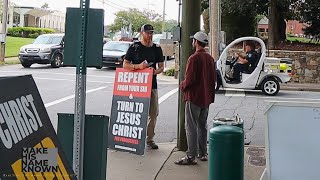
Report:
0,0,9,62
162,0,167,69
162,0,166,33
177,0,201,151
209,0,220,60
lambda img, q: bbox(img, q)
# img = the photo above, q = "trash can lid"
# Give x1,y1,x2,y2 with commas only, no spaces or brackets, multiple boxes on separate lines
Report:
213,119,243,126
209,125,243,138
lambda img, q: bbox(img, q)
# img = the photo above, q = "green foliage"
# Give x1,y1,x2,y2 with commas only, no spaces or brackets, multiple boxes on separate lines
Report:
109,8,177,34
164,68,175,76
41,3,49,9
296,0,320,37
8,27,55,38
220,0,259,43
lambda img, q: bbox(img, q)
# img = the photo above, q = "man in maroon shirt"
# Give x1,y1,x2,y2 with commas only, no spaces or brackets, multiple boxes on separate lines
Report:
175,31,216,165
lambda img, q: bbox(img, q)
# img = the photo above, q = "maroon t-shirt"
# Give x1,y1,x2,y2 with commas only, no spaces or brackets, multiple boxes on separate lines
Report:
180,49,216,108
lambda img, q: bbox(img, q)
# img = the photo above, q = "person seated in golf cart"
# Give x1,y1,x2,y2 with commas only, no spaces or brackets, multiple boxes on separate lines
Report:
232,41,258,82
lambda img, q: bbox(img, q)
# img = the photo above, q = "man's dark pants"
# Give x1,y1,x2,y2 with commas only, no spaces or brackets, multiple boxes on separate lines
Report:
233,63,248,81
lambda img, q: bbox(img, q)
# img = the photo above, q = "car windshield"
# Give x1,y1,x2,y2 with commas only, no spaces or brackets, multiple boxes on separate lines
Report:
103,42,130,52
33,36,63,45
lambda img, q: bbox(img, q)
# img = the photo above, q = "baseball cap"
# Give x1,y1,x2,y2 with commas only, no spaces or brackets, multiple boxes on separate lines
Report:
141,24,154,32
190,31,208,44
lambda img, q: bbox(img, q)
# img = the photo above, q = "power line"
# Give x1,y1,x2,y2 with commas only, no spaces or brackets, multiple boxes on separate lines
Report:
107,1,130,10
117,0,136,8
96,0,127,11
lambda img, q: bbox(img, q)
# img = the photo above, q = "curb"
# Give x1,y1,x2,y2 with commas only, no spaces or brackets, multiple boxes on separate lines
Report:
281,87,320,92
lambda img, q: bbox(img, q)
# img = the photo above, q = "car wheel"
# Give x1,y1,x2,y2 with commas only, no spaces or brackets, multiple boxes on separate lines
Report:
21,62,31,68
261,78,280,96
51,54,62,68
96,66,102,69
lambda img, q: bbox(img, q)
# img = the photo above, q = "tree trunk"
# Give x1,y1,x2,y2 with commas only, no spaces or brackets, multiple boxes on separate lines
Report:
273,5,286,43
268,0,276,49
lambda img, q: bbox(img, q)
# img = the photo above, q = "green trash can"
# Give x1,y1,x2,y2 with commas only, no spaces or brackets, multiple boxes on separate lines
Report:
208,125,244,180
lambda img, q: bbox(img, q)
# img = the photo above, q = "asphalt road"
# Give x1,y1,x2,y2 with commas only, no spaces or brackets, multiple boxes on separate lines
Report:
1,63,320,146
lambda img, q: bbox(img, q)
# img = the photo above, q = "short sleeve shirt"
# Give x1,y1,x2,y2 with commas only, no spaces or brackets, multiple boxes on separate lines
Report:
245,50,258,67
125,41,164,89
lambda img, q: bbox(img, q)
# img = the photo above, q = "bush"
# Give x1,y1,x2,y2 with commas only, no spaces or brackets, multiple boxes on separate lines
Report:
28,33,40,39
8,27,55,38
164,68,175,76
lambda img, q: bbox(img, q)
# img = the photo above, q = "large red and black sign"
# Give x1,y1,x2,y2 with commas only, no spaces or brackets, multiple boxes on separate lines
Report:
108,68,153,155
0,75,75,179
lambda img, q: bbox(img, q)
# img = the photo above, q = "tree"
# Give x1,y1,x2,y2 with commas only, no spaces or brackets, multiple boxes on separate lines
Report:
41,3,49,9
296,0,320,38
109,9,177,34
201,0,310,44
109,9,149,33
164,19,178,32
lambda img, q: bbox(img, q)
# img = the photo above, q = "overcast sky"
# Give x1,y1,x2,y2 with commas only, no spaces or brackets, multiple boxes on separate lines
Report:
13,0,180,25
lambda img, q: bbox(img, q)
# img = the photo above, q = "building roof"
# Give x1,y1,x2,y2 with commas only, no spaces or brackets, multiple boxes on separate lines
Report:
14,7,53,17
258,17,269,25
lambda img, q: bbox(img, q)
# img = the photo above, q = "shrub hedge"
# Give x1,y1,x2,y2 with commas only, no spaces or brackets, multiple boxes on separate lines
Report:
8,27,55,38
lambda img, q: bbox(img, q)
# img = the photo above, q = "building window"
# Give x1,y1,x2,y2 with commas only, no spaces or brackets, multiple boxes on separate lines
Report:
13,12,20,27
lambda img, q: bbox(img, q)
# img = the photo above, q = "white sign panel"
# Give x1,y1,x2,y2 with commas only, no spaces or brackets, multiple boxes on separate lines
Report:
264,101,320,180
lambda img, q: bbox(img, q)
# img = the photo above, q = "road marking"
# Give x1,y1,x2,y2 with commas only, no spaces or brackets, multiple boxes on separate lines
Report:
34,77,113,84
0,70,114,78
44,86,178,108
45,86,107,107
159,88,179,104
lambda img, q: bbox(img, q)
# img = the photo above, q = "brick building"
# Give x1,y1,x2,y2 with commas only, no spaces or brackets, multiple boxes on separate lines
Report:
257,17,308,38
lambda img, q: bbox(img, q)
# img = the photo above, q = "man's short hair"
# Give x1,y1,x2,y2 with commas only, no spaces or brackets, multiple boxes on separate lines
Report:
196,39,207,48
245,41,256,50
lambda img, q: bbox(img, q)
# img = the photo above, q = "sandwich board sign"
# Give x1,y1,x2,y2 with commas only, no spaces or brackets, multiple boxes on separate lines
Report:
108,68,153,155
0,75,75,179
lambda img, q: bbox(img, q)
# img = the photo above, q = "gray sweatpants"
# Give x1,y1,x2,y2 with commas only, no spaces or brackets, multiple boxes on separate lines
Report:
185,101,209,157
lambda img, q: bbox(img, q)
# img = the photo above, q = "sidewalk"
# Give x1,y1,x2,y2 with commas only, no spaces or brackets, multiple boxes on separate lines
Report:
106,143,266,180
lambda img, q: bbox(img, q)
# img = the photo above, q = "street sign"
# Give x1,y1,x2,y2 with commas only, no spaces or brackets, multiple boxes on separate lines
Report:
64,8,103,68
0,75,75,179
108,68,153,155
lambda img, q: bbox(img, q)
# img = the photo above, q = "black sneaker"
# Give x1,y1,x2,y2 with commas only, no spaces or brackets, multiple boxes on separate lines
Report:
147,141,159,149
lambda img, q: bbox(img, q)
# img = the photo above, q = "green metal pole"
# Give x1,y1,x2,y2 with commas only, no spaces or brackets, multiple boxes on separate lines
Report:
73,0,90,179
177,0,201,151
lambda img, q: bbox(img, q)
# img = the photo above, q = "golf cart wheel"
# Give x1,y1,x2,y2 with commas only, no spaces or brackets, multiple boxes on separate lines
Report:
215,78,221,92
51,53,62,68
261,78,280,96
21,62,31,68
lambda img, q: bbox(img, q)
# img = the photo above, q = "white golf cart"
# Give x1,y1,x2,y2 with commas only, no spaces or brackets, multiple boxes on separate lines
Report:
215,37,292,96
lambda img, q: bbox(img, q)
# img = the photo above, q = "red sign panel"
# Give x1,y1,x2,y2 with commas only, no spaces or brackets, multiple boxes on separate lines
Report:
113,68,153,98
